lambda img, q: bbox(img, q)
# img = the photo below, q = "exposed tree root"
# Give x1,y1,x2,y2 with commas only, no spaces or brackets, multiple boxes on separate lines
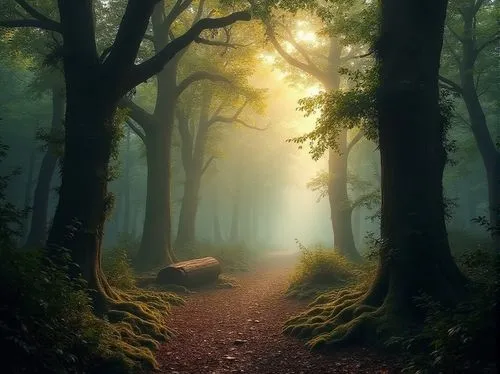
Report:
283,279,393,350
93,283,185,372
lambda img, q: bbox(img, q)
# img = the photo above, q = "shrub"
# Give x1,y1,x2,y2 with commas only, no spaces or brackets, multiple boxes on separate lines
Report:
287,240,362,299
388,248,498,373
0,246,108,373
102,247,136,290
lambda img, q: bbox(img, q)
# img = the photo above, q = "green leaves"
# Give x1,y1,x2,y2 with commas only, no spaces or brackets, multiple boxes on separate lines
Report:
288,66,378,160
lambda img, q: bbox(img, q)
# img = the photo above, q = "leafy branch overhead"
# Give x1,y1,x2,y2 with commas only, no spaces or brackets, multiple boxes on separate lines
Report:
288,67,378,160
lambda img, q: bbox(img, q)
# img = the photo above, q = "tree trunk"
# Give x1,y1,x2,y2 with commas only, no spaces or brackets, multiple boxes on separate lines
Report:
25,86,64,249
324,38,362,262
374,0,466,310
47,85,116,314
176,169,201,247
212,187,224,244
458,9,500,248
136,124,175,270
229,188,241,244
122,127,131,234
328,130,362,262
21,146,37,243
285,0,467,347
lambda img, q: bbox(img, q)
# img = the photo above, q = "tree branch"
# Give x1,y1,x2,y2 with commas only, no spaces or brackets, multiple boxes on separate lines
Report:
164,0,194,31
194,36,248,48
340,50,373,62
120,97,156,133
0,18,59,31
125,119,146,143
201,156,215,175
474,33,500,60
13,0,61,31
263,18,328,83
347,130,364,154
446,24,465,43
176,71,231,97
233,118,269,131
127,10,251,90
439,75,463,95
103,0,158,73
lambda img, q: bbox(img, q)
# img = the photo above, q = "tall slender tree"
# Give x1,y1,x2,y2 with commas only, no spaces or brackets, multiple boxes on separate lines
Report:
439,0,499,248
253,2,369,261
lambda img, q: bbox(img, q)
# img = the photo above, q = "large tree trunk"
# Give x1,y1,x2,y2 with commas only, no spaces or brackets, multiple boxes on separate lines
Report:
285,0,467,347
47,82,116,314
328,131,362,262
373,0,466,310
122,127,131,234
25,86,64,248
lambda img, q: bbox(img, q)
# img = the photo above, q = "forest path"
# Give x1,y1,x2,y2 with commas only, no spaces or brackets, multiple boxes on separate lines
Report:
157,252,397,374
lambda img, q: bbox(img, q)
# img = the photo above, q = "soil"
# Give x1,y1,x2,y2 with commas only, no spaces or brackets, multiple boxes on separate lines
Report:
157,252,401,374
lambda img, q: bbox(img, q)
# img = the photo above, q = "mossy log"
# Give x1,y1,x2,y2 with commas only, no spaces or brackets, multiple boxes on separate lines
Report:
156,257,221,286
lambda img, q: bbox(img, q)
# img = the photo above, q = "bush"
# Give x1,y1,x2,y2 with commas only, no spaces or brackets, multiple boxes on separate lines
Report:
388,248,498,373
102,247,136,290
0,246,108,373
287,240,362,299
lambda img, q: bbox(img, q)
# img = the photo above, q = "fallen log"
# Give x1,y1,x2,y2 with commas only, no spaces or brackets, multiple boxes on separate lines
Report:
156,257,221,286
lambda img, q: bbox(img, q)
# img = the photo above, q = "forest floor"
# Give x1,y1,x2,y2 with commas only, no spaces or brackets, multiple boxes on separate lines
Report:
157,252,401,374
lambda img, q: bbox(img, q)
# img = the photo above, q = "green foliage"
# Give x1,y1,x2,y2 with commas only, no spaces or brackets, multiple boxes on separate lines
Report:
287,240,360,299
288,67,378,160
0,138,25,247
0,247,109,374
388,249,498,373
102,247,136,290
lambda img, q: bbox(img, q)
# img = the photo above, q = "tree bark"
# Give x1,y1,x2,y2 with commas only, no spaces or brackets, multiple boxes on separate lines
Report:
122,127,131,234
212,191,224,244
47,81,116,314
457,6,500,249
25,86,64,249
328,130,362,262
229,187,241,244
374,0,466,310
324,38,362,261
175,93,211,249
136,122,175,270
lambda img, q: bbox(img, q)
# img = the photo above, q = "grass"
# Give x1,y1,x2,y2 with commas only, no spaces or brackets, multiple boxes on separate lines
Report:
286,241,367,299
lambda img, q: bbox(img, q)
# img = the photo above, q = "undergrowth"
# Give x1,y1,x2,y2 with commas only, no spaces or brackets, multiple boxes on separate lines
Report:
284,234,497,373
0,138,183,373
388,248,498,373
286,240,366,299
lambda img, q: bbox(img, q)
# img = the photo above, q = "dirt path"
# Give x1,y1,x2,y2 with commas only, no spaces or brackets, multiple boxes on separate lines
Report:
157,253,398,374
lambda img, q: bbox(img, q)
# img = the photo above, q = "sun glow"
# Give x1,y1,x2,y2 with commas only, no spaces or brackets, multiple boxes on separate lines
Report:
295,30,317,44
305,85,322,96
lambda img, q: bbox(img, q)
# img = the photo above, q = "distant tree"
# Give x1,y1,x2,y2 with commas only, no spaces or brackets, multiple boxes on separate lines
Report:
252,0,375,262
1,0,250,312
122,0,251,270
439,0,499,248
